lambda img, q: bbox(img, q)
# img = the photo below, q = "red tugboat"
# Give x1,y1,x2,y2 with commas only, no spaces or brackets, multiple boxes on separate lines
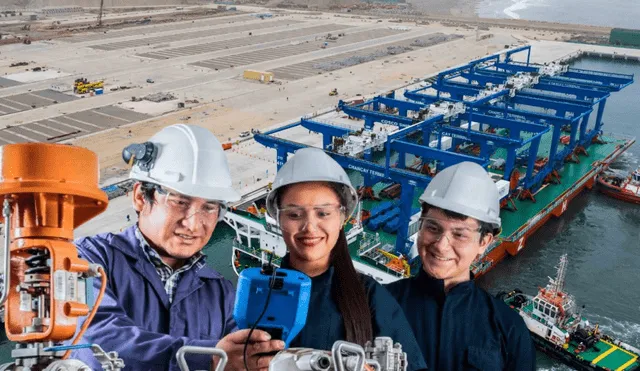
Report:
597,167,640,204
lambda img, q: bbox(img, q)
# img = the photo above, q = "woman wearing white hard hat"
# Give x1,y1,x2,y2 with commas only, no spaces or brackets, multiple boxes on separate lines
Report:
265,147,427,371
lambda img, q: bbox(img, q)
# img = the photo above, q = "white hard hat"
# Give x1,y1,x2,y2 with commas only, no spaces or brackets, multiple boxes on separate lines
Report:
419,161,501,234
123,124,240,203
265,147,358,220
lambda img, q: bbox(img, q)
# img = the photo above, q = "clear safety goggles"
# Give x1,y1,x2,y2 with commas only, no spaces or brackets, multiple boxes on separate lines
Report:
156,187,225,222
276,205,345,233
418,217,482,246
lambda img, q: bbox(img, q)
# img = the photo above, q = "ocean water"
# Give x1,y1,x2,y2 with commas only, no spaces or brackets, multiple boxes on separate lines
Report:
477,0,640,29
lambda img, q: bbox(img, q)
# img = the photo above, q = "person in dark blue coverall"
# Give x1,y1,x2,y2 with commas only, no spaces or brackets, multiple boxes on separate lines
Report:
69,124,284,371
264,147,428,371
386,162,536,371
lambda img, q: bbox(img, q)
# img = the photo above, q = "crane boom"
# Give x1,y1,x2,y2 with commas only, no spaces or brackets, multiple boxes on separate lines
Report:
97,0,104,26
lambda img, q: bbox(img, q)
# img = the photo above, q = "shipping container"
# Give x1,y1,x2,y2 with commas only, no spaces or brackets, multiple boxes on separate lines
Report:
243,70,274,82
610,28,640,47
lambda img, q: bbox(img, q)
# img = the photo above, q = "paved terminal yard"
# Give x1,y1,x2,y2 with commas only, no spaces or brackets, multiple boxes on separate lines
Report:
0,77,21,89
0,105,149,144
137,22,353,60
191,27,400,71
271,33,462,80
90,18,304,51
63,14,257,44
0,5,639,236
0,89,76,117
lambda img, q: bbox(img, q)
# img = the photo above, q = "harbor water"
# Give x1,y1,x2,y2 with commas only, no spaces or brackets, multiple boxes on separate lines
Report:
477,56,640,370
202,56,640,370
476,0,640,29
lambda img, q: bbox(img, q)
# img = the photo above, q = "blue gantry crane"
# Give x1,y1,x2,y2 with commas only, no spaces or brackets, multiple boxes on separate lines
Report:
252,45,634,256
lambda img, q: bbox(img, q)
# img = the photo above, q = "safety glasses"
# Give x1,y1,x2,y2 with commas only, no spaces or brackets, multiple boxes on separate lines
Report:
276,204,345,232
418,217,482,245
156,187,225,222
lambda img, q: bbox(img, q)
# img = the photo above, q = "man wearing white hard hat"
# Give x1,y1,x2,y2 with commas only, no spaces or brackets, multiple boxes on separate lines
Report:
386,161,535,370
70,125,283,371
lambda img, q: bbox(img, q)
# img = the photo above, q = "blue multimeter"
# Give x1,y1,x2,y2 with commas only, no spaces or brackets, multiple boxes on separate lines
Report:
233,266,312,348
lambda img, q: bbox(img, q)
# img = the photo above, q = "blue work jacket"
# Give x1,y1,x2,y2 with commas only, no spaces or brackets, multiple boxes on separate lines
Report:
386,269,536,371
69,226,237,371
281,256,428,371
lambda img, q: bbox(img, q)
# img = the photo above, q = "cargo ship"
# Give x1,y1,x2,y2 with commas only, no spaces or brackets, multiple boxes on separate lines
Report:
499,255,640,371
596,166,640,204
224,46,636,282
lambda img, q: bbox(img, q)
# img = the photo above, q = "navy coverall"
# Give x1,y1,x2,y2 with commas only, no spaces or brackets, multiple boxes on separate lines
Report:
386,269,536,371
281,256,428,371
69,226,237,371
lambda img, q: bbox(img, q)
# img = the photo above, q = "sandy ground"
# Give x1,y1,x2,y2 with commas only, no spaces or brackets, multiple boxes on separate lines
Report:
4,0,207,8
76,31,640,186
408,0,477,17
65,30,518,181
68,37,640,238
1,6,638,241
3,69,71,83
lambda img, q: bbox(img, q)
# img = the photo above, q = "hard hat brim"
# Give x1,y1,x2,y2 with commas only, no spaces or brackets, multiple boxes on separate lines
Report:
265,147,359,224
266,181,358,222
418,161,502,233
419,195,502,232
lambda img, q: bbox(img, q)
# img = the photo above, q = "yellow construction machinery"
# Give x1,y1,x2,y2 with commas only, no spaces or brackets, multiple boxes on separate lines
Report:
376,248,410,277
74,78,104,94
329,88,338,96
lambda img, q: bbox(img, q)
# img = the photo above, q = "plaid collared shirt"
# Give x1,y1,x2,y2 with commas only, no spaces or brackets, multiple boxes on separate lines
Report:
134,225,206,303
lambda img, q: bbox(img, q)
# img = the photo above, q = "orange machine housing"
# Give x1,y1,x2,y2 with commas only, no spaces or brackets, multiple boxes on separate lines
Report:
0,143,108,342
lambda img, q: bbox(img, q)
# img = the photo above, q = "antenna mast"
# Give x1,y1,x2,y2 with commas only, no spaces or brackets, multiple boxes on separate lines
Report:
97,0,104,26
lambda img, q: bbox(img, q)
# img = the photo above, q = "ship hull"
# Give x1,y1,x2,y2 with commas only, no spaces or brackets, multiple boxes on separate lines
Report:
474,138,635,278
596,178,640,204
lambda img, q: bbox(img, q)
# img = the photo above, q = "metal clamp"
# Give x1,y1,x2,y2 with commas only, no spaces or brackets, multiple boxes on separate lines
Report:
176,346,228,371
331,341,366,371
91,344,125,371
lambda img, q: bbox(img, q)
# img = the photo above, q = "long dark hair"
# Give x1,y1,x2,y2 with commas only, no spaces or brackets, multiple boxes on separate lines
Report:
328,183,372,345
330,229,373,345
277,183,373,345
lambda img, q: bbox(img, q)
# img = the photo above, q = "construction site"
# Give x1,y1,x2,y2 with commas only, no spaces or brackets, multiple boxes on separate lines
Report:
0,2,637,235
